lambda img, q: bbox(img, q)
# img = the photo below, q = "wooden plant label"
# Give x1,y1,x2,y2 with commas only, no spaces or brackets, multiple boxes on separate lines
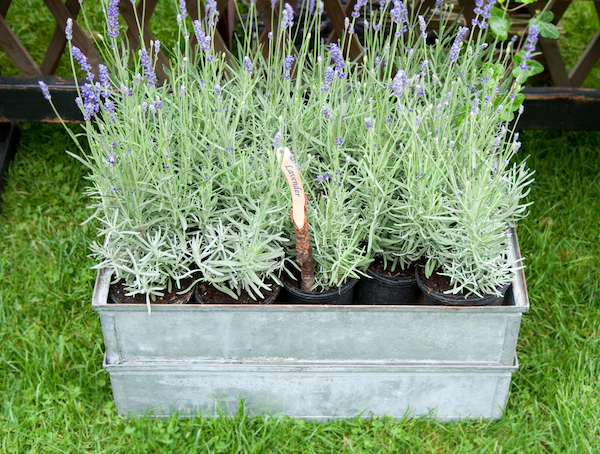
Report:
276,147,315,292
276,147,306,229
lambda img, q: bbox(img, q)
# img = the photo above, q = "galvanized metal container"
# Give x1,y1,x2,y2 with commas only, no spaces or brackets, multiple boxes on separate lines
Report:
93,230,528,420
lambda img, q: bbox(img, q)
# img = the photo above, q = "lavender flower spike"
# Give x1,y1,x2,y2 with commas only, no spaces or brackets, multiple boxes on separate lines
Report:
38,81,51,100
449,27,469,63
330,43,345,78
139,48,157,86
179,0,187,18
107,0,120,39
206,0,219,26
520,25,539,71
71,46,91,72
364,117,373,129
273,131,282,148
244,56,253,73
281,3,294,30
98,64,111,97
418,15,427,38
352,0,367,18
65,17,73,41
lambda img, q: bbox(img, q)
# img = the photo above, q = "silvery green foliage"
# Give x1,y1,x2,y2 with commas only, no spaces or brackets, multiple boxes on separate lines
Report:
52,0,294,303
43,0,536,299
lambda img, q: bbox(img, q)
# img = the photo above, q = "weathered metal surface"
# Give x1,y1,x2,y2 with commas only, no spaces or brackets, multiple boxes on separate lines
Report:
93,231,528,367
94,230,528,420
105,357,518,421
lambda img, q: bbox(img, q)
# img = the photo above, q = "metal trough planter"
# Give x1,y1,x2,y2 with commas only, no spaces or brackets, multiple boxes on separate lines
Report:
93,231,528,421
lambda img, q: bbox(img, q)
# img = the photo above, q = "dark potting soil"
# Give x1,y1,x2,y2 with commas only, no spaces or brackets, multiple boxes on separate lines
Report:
110,276,196,305
417,268,469,300
196,280,278,304
371,257,415,279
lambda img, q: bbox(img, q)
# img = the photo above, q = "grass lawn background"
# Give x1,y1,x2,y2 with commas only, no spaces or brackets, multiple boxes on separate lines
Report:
1,2,599,452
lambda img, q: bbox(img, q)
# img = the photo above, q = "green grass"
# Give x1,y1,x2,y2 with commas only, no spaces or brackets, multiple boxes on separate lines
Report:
1,125,599,453
1,3,600,453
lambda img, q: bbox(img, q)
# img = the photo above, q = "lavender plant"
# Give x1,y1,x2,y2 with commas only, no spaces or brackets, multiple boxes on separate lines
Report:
40,0,549,301
41,0,293,305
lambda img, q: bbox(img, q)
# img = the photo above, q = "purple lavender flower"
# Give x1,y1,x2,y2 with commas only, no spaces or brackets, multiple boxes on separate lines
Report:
335,137,343,146
98,64,110,97
323,105,331,119
79,83,99,121
273,131,282,148
71,46,91,72
120,83,132,96
364,117,372,129
206,0,219,26
244,56,253,73
179,84,185,97
346,155,351,165
284,55,294,71
271,0,277,7
316,174,323,182
472,0,496,29
323,173,330,180
321,66,334,91
65,17,73,41
108,152,116,164
329,43,345,78
418,15,427,38
520,25,539,71
195,23,211,52
390,69,408,97
103,99,115,123
141,101,148,113
449,27,469,63
107,0,120,39
139,48,157,86
391,0,407,35
352,0,367,18
281,3,294,30
415,114,421,126
308,0,315,13
179,0,187,18
38,81,51,100
215,84,222,102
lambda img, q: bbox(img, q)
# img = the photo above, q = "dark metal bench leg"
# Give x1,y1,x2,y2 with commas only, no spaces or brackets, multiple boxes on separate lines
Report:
0,122,20,209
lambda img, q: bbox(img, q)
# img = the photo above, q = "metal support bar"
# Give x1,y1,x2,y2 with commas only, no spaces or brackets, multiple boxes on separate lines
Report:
0,122,20,208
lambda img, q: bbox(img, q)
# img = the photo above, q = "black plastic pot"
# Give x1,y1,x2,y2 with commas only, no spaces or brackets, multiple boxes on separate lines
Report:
282,278,358,305
194,284,281,305
354,268,420,305
415,269,510,307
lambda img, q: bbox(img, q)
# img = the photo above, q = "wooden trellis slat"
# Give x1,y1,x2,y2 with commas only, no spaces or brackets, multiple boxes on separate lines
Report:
40,0,81,75
0,0,41,77
569,2,600,86
43,0,103,76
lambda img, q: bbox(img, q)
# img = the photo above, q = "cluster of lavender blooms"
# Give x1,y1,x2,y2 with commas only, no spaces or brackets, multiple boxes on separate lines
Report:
39,0,541,298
